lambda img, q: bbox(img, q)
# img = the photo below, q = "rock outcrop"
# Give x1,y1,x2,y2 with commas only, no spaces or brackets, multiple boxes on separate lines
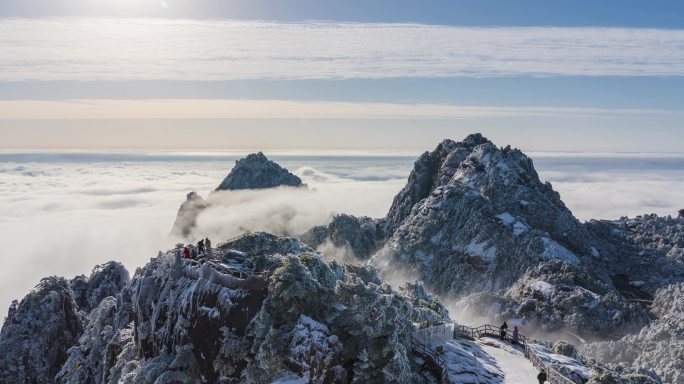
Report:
69,261,130,313
586,214,684,295
216,152,304,191
171,152,306,239
300,214,387,260
0,277,83,383
169,191,208,238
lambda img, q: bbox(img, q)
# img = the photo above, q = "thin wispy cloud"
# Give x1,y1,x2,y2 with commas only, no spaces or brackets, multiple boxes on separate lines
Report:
0,99,679,119
1,18,684,81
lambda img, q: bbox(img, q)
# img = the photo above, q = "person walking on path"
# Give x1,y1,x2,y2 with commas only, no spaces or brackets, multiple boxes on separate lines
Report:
183,246,190,258
512,326,520,345
537,369,547,384
197,239,205,256
499,321,508,340
205,237,212,256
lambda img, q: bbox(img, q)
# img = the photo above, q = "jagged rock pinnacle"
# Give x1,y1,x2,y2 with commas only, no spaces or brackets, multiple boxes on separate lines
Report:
215,152,304,191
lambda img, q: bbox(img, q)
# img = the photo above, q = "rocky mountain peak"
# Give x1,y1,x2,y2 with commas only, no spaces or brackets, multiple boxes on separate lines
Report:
171,153,306,238
385,133,559,236
215,151,304,191
378,133,596,306
70,261,130,313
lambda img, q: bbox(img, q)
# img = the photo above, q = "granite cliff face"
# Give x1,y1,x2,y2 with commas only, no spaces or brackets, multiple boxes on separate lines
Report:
170,152,306,238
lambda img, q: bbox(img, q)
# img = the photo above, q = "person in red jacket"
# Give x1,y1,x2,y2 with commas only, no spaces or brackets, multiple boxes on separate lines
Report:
182,246,190,258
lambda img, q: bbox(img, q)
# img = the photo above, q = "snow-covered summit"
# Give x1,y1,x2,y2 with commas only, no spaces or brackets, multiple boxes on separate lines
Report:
171,152,306,238
373,134,659,339
216,152,304,191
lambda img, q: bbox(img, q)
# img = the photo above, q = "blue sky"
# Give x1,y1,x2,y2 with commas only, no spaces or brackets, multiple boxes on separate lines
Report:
0,0,683,151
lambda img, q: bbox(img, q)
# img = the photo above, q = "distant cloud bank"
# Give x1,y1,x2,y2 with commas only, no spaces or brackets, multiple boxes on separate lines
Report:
1,18,684,81
1,99,680,120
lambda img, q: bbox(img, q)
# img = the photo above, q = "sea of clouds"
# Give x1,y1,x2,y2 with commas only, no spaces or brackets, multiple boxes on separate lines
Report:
0,152,682,318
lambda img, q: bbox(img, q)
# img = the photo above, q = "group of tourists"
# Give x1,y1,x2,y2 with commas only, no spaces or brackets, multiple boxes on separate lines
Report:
181,237,212,259
499,321,547,383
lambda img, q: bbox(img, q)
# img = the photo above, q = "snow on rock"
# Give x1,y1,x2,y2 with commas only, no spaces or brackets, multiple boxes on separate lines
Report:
442,338,504,383
539,237,580,265
299,213,387,260
503,260,649,335
70,261,130,313
272,371,307,384
56,297,119,384
531,280,555,300
513,221,529,237
0,277,83,383
374,133,632,336
580,282,684,384
216,152,305,191
496,212,515,225
591,246,600,258
465,238,498,261
529,342,593,382
285,315,344,382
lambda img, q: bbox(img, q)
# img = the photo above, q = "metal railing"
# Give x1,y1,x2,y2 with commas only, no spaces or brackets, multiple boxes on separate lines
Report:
414,322,577,384
524,342,576,384
458,324,576,384
411,335,451,384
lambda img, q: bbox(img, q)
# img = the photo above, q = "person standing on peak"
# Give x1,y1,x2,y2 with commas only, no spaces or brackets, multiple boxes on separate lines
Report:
182,246,190,258
205,237,211,256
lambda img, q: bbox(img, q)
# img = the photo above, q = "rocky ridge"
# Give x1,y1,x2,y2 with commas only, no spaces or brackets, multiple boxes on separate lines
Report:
1,233,450,383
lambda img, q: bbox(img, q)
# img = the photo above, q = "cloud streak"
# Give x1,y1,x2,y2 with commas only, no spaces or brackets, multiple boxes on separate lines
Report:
1,99,679,120
1,18,684,81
